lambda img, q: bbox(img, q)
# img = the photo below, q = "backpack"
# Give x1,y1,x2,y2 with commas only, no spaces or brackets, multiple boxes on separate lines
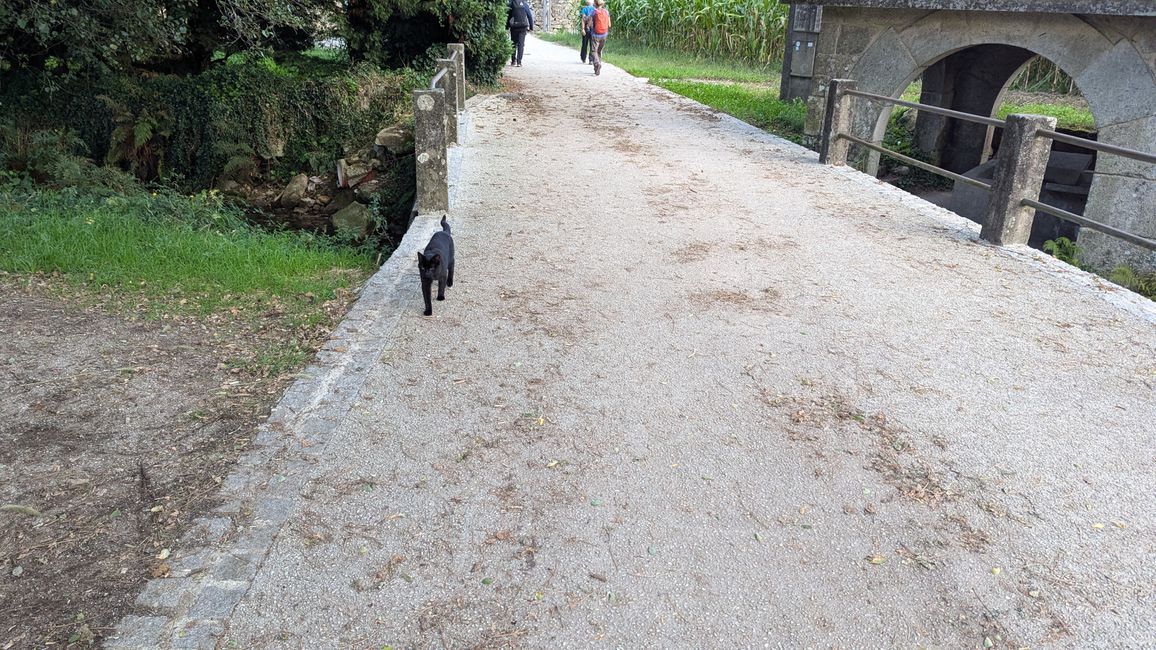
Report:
508,1,530,29
593,8,611,35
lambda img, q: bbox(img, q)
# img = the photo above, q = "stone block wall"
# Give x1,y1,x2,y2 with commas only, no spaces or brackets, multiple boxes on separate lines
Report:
530,0,579,31
804,7,1156,271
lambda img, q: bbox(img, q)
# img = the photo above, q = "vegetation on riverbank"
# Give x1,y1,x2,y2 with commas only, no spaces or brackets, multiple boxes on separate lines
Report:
0,187,374,317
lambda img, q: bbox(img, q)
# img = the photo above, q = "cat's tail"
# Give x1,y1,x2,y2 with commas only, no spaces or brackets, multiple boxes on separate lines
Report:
440,215,451,233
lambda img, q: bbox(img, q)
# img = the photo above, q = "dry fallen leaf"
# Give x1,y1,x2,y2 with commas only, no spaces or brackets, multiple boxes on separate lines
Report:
156,548,171,561
867,555,886,565
0,504,40,517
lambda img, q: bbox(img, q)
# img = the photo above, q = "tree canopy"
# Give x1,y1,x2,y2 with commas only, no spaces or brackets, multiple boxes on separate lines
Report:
0,0,332,76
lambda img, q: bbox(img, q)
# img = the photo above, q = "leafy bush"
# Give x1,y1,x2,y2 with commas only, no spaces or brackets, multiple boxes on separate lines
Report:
0,119,138,192
0,0,334,76
346,0,510,85
2,58,418,189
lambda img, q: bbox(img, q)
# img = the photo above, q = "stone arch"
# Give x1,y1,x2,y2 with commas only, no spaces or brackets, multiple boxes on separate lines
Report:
839,10,1156,269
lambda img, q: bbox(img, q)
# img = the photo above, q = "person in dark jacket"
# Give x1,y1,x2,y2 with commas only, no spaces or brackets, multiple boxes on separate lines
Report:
507,0,534,66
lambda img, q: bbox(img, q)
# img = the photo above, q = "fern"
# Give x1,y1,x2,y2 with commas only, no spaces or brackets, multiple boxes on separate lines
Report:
98,95,171,180
1042,237,1082,267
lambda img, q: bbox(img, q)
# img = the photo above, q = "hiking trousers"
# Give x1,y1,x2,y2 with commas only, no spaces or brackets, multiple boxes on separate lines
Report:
591,35,607,74
510,28,528,64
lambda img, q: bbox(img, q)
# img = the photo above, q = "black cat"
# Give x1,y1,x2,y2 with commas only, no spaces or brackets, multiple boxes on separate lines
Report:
417,215,455,316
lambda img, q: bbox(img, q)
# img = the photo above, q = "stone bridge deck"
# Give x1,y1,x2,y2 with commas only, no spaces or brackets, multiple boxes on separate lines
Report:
114,37,1156,648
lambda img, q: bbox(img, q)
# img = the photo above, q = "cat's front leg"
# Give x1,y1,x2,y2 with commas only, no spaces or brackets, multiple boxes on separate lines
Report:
421,277,434,315
437,277,446,301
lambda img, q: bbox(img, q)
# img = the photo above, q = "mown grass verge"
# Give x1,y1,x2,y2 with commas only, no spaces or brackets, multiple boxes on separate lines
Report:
0,187,375,318
538,32,806,143
652,80,806,143
538,31,777,82
997,102,1096,132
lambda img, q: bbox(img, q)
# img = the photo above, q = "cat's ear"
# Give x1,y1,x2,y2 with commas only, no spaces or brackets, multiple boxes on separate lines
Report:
416,251,425,266
430,253,442,266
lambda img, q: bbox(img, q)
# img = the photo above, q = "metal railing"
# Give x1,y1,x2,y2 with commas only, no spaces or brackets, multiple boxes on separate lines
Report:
819,78,1156,252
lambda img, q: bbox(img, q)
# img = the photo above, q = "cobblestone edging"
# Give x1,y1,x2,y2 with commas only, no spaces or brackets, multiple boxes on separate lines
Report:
107,111,472,649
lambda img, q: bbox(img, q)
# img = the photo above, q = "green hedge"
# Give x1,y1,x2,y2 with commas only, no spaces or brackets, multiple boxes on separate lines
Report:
347,0,510,86
2,56,421,189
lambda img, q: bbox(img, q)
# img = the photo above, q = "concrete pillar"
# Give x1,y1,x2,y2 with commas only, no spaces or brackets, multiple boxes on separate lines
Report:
981,114,1057,246
413,88,449,214
437,59,459,145
819,79,856,165
447,43,466,112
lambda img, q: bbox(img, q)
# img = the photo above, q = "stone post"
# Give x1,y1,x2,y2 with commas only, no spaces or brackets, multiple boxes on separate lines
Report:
413,88,449,214
448,43,466,112
437,59,459,145
980,114,1056,246
819,79,856,165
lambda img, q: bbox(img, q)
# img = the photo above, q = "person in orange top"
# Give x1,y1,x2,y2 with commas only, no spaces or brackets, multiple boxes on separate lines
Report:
590,0,611,76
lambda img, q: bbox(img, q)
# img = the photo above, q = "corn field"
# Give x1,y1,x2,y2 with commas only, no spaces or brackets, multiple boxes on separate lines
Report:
607,0,790,67
1009,57,1080,95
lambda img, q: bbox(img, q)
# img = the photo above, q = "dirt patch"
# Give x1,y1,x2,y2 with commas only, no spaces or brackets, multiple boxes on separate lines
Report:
687,287,780,311
0,277,358,646
773,393,958,506
496,76,547,117
671,242,712,263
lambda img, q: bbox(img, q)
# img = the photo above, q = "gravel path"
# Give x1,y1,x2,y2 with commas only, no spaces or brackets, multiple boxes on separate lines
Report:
118,37,1156,648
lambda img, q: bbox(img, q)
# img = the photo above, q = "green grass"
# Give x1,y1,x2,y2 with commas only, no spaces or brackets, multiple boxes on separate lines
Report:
997,102,1095,132
539,32,805,142
538,31,777,83
901,80,1094,131
652,80,805,143
0,187,374,316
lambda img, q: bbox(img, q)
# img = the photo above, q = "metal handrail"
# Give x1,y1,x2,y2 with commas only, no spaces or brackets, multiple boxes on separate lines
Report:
448,49,460,62
1022,199,1156,251
826,80,1156,255
430,67,448,90
1037,129,1156,166
840,134,993,192
843,88,1006,128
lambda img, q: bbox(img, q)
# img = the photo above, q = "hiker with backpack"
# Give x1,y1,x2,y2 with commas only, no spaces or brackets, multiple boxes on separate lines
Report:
590,0,611,76
579,0,596,65
507,0,534,67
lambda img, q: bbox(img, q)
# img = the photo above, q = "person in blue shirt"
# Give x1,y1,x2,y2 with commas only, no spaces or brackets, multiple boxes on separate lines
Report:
579,0,596,65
